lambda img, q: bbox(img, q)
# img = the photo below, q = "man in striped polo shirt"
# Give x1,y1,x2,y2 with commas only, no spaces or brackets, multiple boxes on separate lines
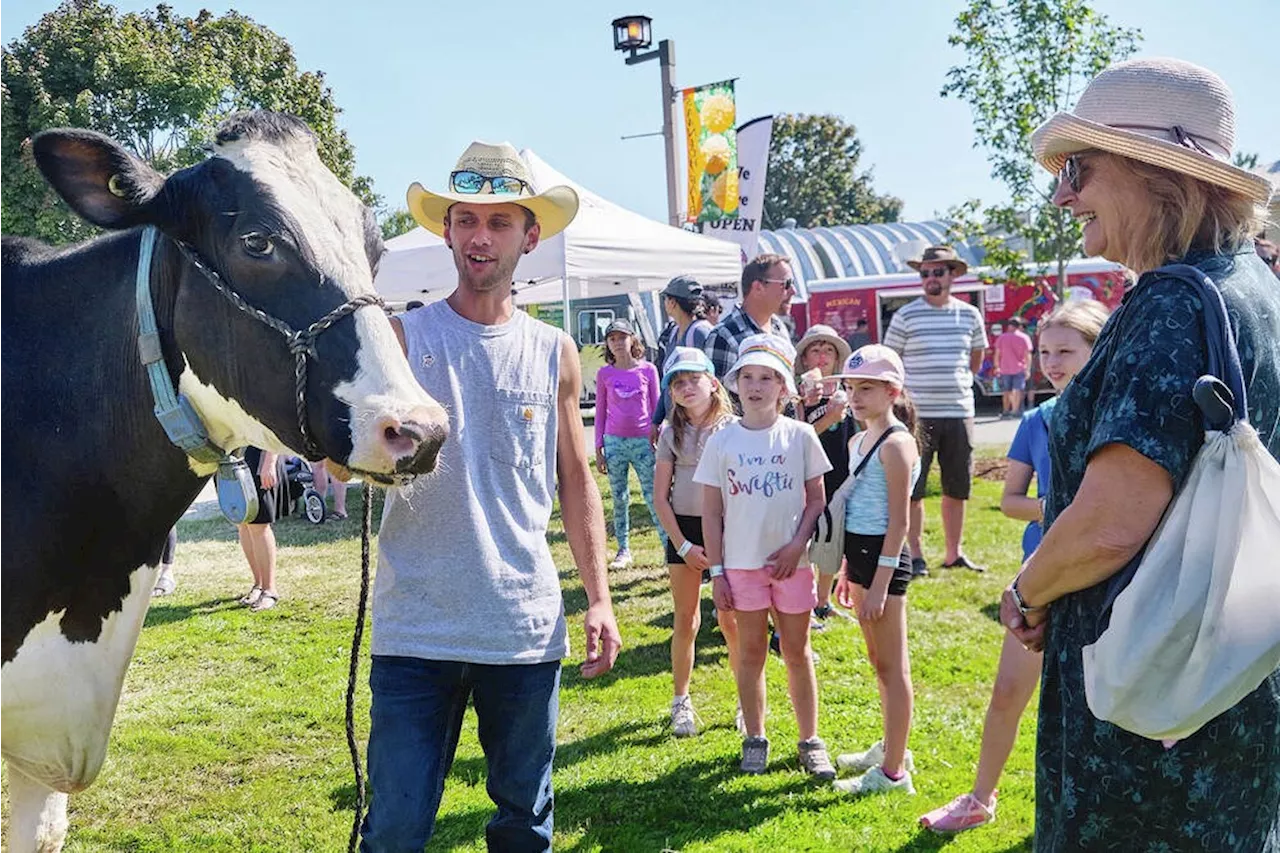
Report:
883,246,989,577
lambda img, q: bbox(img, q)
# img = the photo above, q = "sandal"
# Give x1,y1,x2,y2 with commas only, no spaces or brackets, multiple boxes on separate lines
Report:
250,591,280,612
238,585,263,606
329,510,348,520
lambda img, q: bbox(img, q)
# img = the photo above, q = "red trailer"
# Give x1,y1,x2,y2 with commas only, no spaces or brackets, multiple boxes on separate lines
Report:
797,259,1127,398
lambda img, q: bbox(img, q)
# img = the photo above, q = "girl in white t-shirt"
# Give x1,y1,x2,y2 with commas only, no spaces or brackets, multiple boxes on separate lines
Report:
693,333,835,779
654,347,738,738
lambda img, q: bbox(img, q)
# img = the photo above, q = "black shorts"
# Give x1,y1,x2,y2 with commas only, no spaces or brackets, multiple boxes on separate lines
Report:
243,448,290,525
912,417,974,501
843,533,912,597
665,513,705,565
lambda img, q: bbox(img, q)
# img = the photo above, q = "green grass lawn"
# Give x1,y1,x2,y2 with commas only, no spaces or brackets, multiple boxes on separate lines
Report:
4,460,1036,852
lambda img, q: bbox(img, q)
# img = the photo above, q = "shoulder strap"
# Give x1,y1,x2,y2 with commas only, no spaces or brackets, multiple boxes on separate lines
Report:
1151,263,1247,423
851,424,907,480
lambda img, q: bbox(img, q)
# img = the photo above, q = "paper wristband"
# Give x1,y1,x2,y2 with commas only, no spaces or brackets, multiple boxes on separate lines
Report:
677,540,694,558
877,555,900,569
709,564,725,578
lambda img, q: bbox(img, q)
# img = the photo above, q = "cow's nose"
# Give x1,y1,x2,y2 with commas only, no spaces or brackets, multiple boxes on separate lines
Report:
376,408,448,475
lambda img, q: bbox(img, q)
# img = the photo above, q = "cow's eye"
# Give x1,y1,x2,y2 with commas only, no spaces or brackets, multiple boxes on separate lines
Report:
241,232,273,257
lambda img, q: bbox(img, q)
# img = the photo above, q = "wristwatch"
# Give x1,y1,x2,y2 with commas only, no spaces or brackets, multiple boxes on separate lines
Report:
1011,578,1045,617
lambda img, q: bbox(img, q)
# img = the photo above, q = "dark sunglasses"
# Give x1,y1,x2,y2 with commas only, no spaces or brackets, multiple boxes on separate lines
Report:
763,277,796,291
449,170,530,196
919,268,949,279
1057,154,1090,194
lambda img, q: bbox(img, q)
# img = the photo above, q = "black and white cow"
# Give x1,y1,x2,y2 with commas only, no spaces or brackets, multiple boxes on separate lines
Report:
1,111,448,852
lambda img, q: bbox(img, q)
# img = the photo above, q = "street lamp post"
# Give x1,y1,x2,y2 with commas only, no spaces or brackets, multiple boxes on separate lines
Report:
612,15,682,227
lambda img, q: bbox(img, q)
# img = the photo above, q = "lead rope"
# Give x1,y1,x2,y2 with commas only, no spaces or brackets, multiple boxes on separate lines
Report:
346,482,375,853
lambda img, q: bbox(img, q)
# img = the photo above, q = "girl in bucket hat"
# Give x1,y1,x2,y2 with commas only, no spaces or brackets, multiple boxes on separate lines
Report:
653,347,740,738
594,319,661,570
1009,57,1280,850
830,345,923,797
795,325,854,620
692,333,838,779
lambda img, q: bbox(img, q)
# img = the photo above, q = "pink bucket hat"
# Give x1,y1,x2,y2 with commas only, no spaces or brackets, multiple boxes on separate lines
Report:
838,344,905,388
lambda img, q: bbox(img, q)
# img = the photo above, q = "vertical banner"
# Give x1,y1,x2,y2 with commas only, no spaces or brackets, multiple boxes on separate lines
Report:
683,80,738,224
698,115,773,263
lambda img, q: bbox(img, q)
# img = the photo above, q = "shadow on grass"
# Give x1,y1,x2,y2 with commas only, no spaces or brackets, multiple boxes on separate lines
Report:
891,831,1033,852
980,601,1002,623
144,596,246,627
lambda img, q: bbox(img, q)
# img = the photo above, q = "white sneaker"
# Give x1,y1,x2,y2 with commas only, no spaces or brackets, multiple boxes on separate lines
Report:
833,764,916,796
836,740,915,774
671,696,698,737
609,549,632,570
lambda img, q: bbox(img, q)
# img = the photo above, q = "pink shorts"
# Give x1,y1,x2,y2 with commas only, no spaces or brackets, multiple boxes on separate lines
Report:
725,566,817,614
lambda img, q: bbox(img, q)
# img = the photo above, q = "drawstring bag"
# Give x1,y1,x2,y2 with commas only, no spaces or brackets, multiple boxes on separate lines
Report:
1082,264,1280,741
811,425,905,576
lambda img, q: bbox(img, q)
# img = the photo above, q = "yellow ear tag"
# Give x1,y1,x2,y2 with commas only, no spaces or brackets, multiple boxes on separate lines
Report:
522,407,534,422
108,174,127,198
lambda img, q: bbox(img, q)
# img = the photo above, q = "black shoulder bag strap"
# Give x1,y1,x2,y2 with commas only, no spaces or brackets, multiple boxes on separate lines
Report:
818,424,906,544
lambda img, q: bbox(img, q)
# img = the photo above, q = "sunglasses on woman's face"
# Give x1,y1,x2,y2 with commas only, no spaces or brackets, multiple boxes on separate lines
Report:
449,170,530,195
919,268,948,279
1057,154,1090,194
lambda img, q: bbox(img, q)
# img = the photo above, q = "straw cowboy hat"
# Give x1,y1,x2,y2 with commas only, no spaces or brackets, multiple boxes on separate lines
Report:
1031,58,1273,205
407,141,580,239
907,245,969,276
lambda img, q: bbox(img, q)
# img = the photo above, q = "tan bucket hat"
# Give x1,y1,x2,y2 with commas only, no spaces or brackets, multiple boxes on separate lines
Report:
1030,58,1273,205
795,324,852,371
906,245,969,275
406,141,580,238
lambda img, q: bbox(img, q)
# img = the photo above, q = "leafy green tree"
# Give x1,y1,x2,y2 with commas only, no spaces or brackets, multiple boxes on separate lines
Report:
763,113,902,229
1233,151,1260,171
2,0,377,244
941,0,1140,292
379,208,419,241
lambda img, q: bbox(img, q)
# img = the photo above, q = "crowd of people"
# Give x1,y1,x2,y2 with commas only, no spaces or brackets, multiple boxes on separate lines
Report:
152,56,1279,852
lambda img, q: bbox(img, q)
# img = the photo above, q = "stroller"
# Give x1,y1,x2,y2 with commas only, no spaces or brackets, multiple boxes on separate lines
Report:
283,457,327,524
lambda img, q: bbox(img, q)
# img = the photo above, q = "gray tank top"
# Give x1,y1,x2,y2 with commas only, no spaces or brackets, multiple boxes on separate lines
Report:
372,300,567,664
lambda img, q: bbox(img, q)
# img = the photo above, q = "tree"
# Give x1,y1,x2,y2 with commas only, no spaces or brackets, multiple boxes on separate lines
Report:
2,0,378,244
379,208,418,241
763,113,902,229
941,0,1140,292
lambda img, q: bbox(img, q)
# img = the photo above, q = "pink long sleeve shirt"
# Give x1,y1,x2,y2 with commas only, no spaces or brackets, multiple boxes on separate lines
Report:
594,362,660,449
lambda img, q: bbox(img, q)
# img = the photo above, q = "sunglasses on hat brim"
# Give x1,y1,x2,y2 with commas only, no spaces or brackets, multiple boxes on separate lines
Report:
449,170,530,196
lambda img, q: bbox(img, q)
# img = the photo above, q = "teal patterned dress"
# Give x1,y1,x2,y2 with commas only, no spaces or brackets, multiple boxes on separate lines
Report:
1037,248,1280,852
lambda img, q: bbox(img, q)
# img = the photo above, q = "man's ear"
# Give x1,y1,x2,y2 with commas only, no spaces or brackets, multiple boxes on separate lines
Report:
31,128,166,230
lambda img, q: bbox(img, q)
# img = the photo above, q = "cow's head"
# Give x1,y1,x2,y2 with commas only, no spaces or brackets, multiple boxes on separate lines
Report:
31,112,447,484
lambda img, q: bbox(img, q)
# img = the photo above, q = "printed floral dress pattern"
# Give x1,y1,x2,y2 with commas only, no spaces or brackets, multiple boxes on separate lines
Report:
1037,250,1280,852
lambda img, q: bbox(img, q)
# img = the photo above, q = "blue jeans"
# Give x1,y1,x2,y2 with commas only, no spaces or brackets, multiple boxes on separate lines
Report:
359,656,561,853
602,434,658,552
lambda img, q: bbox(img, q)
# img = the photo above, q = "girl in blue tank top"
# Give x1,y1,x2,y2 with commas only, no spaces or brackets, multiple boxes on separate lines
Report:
830,345,922,798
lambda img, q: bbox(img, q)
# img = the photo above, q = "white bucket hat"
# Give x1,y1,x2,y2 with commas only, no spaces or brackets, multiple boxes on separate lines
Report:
1031,57,1273,205
725,333,798,397
407,141,580,238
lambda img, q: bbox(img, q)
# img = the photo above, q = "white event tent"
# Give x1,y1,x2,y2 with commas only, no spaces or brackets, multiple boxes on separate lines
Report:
373,149,744,311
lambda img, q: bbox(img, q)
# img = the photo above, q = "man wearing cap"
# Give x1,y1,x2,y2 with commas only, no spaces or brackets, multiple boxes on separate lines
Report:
883,245,988,576
361,141,621,852
704,253,795,392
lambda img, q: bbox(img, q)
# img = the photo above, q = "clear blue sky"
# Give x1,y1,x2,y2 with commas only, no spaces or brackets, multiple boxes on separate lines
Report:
3,0,1276,224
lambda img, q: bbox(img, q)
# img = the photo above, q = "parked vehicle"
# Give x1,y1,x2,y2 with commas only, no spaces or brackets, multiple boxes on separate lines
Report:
798,259,1127,398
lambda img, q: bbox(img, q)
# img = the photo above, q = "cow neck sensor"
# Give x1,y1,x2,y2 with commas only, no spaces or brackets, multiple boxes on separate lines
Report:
134,226,258,524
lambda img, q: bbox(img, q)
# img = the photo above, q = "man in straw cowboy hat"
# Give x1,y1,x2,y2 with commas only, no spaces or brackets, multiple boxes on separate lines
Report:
883,245,989,577
361,141,620,851
997,56,1280,852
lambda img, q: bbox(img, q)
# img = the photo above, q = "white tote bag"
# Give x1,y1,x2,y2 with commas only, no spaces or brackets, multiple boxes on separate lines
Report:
1082,265,1280,741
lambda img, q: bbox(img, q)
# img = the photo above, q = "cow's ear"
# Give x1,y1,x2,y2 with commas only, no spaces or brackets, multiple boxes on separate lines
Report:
31,129,166,230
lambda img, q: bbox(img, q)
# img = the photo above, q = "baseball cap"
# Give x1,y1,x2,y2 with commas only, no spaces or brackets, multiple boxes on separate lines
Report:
839,344,905,388
661,346,716,393
604,318,636,337
661,275,704,301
